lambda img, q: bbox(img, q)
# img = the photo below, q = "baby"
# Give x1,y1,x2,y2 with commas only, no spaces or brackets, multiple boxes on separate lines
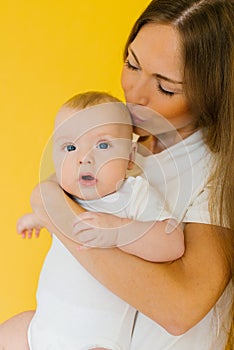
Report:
17,91,184,350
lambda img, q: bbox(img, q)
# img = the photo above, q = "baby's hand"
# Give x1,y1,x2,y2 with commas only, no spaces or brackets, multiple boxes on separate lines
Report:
16,213,44,239
72,212,130,248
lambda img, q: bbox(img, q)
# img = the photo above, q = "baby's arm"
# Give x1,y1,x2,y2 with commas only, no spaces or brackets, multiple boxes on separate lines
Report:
32,175,184,261
16,213,44,239
118,219,184,262
73,212,184,262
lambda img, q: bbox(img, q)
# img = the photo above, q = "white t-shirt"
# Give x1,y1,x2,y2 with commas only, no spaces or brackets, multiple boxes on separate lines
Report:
129,130,232,350
131,130,212,223
28,176,171,350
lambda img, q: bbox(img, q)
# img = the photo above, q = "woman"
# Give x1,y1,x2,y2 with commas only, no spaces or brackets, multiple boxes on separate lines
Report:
1,0,233,349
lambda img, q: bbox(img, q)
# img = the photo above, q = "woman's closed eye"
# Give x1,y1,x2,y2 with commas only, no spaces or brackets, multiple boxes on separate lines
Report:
124,59,139,71
157,83,175,97
125,58,177,97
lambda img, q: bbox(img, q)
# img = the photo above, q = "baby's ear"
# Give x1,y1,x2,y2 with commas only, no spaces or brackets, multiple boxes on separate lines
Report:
127,142,137,170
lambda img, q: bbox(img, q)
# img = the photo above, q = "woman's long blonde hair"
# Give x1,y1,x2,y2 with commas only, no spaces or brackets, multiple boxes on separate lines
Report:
124,1,234,348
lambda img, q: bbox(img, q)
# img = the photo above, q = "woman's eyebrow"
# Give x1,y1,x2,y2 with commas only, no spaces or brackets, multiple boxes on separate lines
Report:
154,73,183,85
129,47,140,65
129,47,183,85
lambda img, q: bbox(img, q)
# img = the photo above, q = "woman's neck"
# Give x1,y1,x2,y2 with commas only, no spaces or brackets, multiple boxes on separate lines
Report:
137,127,198,155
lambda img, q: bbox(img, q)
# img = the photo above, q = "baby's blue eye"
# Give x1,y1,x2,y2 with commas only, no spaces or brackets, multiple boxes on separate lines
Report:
97,142,110,149
66,144,76,152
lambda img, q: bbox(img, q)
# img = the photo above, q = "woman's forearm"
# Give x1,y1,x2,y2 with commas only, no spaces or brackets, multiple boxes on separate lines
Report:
71,224,229,335
31,180,230,335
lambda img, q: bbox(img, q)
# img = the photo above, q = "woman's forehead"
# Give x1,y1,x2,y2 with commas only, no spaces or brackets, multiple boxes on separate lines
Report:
130,23,183,82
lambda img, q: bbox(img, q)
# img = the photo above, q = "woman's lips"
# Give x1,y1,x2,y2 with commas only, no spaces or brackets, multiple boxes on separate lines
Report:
130,111,147,125
127,103,149,126
79,173,97,187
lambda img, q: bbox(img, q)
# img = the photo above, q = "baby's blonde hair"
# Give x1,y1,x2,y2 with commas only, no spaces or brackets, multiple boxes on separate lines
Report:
60,91,132,140
63,91,122,110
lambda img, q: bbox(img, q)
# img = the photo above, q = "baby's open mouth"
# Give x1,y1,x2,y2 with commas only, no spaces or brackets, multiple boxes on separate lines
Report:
79,173,97,187
81,175,95,181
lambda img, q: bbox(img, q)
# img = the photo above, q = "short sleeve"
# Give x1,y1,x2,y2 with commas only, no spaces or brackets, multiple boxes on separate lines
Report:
183,186,211,224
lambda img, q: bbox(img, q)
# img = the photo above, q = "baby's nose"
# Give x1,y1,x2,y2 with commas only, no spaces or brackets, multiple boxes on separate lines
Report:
79,160,92,164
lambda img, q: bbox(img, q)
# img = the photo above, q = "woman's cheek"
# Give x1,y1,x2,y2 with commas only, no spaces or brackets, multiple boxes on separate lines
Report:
121,67,133,98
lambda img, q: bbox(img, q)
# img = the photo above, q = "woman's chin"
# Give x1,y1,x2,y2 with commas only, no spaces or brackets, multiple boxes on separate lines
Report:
133,126,151,137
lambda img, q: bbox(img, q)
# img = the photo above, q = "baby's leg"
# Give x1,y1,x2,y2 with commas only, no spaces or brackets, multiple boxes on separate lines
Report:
0,311,34,350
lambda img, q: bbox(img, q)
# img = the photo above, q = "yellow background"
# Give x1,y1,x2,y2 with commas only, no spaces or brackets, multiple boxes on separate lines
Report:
0,0,150,322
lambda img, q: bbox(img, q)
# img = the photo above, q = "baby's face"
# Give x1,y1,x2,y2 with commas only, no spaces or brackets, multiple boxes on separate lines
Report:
53,103,133,200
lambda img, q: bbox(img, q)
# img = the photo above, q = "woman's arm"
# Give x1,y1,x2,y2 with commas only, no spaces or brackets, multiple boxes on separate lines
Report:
31,179,231,335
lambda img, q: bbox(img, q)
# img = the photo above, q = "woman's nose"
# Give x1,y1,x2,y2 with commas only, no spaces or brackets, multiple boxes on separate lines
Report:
126,80,149,106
